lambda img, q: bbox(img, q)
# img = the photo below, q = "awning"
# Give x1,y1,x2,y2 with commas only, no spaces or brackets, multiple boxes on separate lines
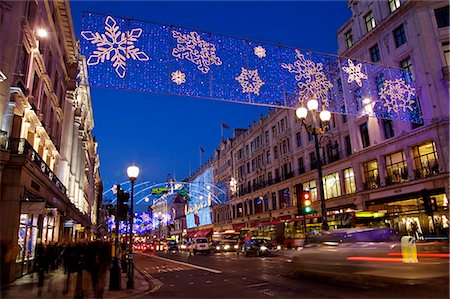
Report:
268,215,291,225
233,223,245,232
195,228,213,238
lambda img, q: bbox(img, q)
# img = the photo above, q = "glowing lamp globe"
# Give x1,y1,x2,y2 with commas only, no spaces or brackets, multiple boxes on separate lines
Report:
127,165,140,180
307,98,319,111
296,107,308,119
319,110,331,122
36,28,48,38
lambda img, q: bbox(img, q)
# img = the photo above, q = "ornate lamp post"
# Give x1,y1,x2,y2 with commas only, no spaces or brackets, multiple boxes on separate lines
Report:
126,165,139,289
295,97,331,231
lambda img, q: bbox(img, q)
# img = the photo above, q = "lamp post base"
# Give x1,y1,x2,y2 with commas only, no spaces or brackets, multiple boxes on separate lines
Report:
109,257,121,291
126,257,134,289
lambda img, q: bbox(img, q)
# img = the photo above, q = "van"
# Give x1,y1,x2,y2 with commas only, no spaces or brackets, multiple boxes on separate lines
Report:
189,237,210,255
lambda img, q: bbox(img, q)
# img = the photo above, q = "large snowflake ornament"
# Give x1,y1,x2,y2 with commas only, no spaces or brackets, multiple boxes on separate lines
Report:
172,30,222,74
171,70,186,85
281,50,333,107
379,78,415,113
254,46,266,58
342,59,367,87
235,67,265,95
81,16,149,78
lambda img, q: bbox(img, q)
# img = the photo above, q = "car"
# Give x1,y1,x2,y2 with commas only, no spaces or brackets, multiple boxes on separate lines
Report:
242,238,279,256
166,240,178,252
209,241,221,253
290,228,450,285
221,240,239,252
179,241,190,251
189,237,210,255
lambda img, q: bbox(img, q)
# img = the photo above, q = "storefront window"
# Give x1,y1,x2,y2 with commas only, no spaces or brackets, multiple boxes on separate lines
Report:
413,141,439,178
304,180,317,202
323,172,341,199
385,151,408,185
16,214,38,264
363,160,380,190
344,168,356,194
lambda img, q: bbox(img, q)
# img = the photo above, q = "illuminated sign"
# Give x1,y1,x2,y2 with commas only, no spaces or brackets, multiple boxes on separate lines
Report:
151,187,168,194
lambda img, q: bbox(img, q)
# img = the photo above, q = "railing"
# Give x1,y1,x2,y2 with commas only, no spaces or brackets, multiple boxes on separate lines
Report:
9,138,67,195
363,175,380,191
414,163,440,179
385,168,408,185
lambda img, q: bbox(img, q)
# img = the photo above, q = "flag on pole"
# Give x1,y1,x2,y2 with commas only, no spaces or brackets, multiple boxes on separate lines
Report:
221,122,230,129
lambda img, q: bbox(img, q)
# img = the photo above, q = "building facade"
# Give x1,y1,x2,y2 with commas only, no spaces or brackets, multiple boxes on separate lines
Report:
203,0,449,245
0,0,102,283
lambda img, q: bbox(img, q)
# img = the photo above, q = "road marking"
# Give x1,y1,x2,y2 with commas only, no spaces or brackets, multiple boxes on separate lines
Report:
242,277,247,280
224,279,229,282
245,282,269,288
206,280,212,284
169,284,175,287
189,282,194,285
148,254,222,274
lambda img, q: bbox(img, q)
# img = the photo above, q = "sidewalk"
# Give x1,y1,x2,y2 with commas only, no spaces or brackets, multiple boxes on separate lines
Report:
2,264,151,299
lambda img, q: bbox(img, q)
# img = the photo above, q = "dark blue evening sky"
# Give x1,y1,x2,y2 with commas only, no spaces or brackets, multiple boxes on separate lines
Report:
69,1,351,188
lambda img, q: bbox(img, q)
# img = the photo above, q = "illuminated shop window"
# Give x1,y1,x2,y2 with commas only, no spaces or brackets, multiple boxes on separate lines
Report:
385,151,408,185
304,180,317,202
413,141,439,179
323,172,341,200
363,160,380,190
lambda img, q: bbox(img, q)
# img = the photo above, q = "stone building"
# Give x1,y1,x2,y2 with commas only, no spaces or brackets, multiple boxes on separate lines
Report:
0,0,102,282
208,0,449,245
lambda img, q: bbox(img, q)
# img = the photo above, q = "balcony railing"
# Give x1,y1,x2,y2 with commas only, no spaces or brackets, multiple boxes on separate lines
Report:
385,168,408,186
363,175,380,191
9,138,66,195
414,163,440,179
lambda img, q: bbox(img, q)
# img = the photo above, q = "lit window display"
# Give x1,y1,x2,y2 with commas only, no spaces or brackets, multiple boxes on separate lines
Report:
323,172,341,199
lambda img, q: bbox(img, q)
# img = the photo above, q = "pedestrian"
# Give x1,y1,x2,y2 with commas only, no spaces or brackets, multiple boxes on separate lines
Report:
35,239,46,296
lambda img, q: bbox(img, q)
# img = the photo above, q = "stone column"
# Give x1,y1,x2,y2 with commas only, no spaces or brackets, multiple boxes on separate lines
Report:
56,91,75,188
19,118,30,139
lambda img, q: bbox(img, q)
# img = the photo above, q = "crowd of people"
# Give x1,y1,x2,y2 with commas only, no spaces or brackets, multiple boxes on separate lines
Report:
34,240,112,298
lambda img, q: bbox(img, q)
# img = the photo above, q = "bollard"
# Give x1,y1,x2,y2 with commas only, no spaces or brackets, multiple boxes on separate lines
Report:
401,236,418,263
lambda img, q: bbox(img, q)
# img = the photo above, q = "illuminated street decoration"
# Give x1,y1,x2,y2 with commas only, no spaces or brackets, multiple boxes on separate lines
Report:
81,12,422,123
379,78,415,113
171,70,186,85
171,30,222,74
342,59,367,87
81,16,149,78
235,67,265,95
254,46,266,58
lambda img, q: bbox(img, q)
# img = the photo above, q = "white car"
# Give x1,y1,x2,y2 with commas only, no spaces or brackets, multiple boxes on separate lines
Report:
189,237,210,255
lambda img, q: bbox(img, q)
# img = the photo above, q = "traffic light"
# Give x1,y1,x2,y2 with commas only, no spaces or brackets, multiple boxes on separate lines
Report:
301,191,313,215
118,189,130,203
118,203,129,221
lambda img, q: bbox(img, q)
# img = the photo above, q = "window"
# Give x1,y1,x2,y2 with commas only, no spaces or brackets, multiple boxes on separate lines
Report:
382,119,395,139
393,24,407,48
279,188,291,208
345,30,353,48
271,192,277,210
323,172,341,200
443,42,450,65
363,160,379,190
304,180,317,202
265,130,269,143
344,135,352,156
389,0,401,13
354,87,363,111
298,157,304,173
435,6,449,28
365,11,376,32
413,141,439,178
246,145,249,157
273,146,278,159
385,151,408,185
360,122,370,148
310,152,317,170
341,104,347,123
266,150,271,164
400,57,414,82
370,44,380,62
296,131,302,148
337,78,343,94
344,168,356,194
308,131,313,142
271,126,277,138
375,73,385,94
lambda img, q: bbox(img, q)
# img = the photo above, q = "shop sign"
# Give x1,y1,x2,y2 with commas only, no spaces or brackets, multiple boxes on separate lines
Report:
21,201,45,214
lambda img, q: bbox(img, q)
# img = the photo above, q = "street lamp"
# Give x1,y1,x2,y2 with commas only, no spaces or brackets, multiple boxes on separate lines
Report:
126,165,139,289
295,97,331,231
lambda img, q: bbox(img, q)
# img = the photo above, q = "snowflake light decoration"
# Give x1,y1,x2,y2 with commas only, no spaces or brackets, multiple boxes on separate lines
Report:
81,16,149,78
172,30,222,74
342,59,367,87
379,78,415,113
281,50,333,107
171,70,186,85
254,46,266,58
235,67,265,95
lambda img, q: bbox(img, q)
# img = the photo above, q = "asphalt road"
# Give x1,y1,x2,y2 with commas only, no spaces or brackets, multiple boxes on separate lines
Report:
134,251,449,298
